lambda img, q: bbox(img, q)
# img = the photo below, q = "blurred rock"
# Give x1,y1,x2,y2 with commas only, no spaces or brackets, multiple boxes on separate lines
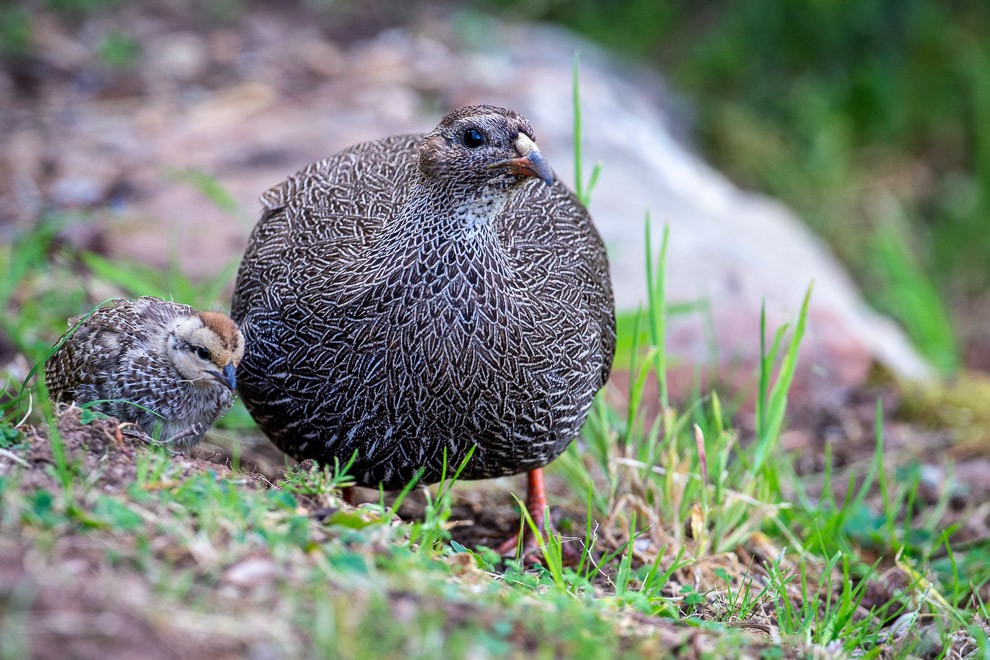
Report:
222,556,277,589
295,38,346,79
145,31,207,82
53,219,107,255
50,176,103,207
0,6,932,403
31,13,91,71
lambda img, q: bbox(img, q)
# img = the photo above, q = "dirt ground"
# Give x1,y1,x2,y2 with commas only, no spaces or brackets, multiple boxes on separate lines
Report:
1,407,765,658
2,394,988,657
4,404,581,555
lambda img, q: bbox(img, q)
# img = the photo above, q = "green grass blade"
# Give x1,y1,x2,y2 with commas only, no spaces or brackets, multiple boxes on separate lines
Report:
750,283,813,478
644,218,670,411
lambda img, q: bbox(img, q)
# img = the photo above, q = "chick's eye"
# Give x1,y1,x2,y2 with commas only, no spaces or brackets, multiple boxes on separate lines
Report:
195,346,211,361
462,128,486,148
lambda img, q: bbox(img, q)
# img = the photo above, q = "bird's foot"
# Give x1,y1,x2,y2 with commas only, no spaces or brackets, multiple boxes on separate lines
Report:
495,527,537,561
495,519,583,568
158,424,204,455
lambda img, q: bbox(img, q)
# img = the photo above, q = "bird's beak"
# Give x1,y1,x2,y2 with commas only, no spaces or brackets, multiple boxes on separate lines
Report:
210,363,237,391
488,133,554,187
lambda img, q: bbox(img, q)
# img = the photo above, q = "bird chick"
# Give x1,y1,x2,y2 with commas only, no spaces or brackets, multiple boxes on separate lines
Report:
45,297,245,449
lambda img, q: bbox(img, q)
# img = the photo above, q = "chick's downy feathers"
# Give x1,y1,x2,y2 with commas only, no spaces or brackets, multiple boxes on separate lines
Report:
45,297,244,448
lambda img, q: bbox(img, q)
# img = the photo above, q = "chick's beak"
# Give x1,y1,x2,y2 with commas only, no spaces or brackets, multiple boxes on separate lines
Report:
210,363,237,391
489,133,554,187
222,363,237,391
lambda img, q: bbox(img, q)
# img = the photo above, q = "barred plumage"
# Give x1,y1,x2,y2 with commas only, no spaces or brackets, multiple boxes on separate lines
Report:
45,297,244,449
232,105,616,490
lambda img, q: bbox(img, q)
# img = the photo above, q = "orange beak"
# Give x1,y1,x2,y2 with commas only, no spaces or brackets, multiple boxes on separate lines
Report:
489,133,554,187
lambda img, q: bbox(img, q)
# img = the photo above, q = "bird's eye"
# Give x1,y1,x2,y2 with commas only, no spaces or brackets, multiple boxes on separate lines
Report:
195,346,211,361
462,128,486,148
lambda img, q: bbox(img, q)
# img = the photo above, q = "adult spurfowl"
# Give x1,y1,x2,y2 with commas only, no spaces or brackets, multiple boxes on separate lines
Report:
232,105,616,556
45,297,244,449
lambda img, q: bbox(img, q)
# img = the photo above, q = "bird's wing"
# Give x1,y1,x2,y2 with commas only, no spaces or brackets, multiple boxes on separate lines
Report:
232,134,423,320
501,182,617,388
45,301,136,402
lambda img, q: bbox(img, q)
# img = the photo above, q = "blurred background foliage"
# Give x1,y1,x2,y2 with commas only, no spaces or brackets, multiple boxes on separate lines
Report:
482,0,990,376
2,0,988,376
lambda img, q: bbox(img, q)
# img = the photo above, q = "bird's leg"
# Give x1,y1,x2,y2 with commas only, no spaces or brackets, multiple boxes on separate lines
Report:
496,468,550,560
160,424,204,455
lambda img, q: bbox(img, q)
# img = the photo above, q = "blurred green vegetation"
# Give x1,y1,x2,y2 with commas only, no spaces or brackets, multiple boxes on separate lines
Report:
0,0,122,56
96,29,141,68
483,0,990,374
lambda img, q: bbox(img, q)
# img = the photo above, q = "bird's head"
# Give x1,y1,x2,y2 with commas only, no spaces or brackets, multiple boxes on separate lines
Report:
419,105,554,192
167,311,245,391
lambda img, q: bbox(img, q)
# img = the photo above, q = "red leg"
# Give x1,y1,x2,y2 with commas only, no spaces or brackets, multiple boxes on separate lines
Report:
495,468,549,558
524,468,549,528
